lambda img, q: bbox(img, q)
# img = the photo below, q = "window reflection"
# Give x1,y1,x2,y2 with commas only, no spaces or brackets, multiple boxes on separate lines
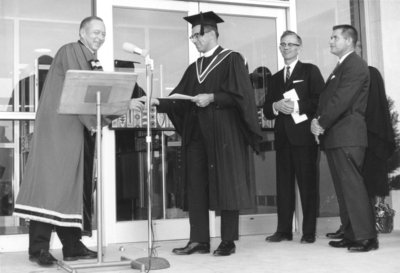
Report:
296,0,351,217
0,123,13,216
113,7,190,221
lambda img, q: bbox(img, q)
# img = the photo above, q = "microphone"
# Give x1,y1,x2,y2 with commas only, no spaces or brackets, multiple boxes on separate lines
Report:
122,42,149,57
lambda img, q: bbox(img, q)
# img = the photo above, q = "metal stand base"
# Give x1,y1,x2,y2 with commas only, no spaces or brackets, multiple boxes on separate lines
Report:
57,258,133,273
131,257,170,271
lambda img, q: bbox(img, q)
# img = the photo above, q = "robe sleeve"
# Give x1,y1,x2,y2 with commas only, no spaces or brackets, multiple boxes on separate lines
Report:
222,52,262,151
156,67,194,135
214,92,236,108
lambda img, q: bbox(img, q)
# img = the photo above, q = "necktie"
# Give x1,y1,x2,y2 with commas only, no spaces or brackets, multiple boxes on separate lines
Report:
89,59,103,71
286,65,291,82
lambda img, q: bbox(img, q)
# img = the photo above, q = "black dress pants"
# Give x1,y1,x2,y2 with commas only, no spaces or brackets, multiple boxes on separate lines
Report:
187,133,239,243
275,144,318,235
29,220,81,255
326,147,376,241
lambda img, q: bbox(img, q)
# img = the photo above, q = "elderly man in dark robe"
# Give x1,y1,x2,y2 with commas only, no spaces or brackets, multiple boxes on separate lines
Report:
151,11,262,256
14,16,143,266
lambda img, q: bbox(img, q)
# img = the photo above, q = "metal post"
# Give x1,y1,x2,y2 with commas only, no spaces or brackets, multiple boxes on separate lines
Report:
130,55,170,271
58,91,135,272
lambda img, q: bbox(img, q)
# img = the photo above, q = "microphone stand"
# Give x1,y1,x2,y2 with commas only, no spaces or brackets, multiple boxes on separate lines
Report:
131,54,170,271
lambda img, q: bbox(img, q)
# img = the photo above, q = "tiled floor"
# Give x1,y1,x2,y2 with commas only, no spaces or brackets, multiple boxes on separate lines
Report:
1,231,400,273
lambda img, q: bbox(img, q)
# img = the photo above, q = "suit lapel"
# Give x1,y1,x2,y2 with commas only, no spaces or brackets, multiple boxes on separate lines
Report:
275,70,286,94
325,52,356,86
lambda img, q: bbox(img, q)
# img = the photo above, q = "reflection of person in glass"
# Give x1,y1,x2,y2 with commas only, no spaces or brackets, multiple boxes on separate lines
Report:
250,66,271,108
13,16,143,267
0,125,12,216
151,11,262,256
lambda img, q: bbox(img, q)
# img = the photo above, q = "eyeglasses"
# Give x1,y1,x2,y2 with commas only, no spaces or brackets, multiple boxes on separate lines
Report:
279,42,300,48
189,30,211,41
189,33,202,40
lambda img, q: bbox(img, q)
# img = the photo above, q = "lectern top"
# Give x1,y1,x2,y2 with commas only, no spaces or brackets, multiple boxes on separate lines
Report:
58,70,138,115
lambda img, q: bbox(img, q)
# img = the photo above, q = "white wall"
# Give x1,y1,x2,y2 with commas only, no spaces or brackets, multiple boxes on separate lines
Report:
376,0,400,229
380,1,400,103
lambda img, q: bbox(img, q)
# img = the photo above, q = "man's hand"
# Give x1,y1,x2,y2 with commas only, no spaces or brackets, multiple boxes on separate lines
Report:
274,98,294,114
311,118,324,144
129,98,145,111
135,96,159,107
192,94,214,107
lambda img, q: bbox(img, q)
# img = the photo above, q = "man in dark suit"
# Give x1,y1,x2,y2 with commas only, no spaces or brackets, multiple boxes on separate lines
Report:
325,41,396,240
311,25,378,252
263,30,324,244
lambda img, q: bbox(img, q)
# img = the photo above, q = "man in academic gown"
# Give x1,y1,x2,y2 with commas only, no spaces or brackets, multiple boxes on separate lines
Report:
151,11,262,256
13,16,143,266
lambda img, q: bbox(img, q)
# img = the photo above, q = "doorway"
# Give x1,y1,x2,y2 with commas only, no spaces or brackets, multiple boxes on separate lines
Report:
97,0,287,244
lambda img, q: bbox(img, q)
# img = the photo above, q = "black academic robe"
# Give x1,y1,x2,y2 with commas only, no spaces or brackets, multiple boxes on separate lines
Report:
157,46,262,210
362,66,396,197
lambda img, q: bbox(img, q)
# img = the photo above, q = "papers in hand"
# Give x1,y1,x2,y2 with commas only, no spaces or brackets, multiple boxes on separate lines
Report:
164,93,195,100
283,88,307,124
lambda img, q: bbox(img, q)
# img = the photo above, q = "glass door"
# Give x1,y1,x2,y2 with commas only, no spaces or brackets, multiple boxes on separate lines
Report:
97,0,287,244
198,2,286,237
98,0,196,245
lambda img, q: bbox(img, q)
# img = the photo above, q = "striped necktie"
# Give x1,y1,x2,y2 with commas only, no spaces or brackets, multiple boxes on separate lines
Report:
285,65,291,82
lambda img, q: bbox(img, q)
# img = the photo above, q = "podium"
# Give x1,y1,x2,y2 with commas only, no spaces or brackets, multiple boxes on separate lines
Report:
56,70,146,272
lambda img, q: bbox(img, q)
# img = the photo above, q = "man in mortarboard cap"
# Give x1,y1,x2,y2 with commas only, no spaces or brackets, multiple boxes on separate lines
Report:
184,11,224,36
151,11,262,256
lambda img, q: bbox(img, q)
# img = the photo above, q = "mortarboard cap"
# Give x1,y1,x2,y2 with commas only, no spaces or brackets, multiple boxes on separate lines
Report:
184,11,224,35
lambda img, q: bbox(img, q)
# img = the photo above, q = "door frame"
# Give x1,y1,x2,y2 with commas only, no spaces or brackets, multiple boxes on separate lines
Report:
96,0,290,245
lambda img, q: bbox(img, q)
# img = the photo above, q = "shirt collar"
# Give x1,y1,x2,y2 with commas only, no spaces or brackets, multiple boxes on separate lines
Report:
285,58,298,70
203,45,219,57
79,39,95,55
338,50,353,64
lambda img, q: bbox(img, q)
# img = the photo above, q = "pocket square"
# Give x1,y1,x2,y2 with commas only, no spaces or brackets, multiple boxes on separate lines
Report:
331,75,336,80
293,80,304,83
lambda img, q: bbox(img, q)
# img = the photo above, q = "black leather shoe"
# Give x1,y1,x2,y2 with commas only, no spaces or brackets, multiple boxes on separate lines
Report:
329,238,354,248
29,249,57,267
348,238,379,252
326,227,344,239
172,241,210,255
213,240,236,256
300,234,316,243
266,232,293,242
63,241,97,261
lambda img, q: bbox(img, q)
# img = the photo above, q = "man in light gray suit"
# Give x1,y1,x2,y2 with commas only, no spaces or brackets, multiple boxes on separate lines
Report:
311,24,378,252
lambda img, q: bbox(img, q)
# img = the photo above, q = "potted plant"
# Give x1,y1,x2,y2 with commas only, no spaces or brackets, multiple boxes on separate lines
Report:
387,97,400,230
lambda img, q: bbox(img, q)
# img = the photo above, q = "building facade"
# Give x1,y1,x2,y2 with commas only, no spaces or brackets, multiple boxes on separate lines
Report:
0,0,399,252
